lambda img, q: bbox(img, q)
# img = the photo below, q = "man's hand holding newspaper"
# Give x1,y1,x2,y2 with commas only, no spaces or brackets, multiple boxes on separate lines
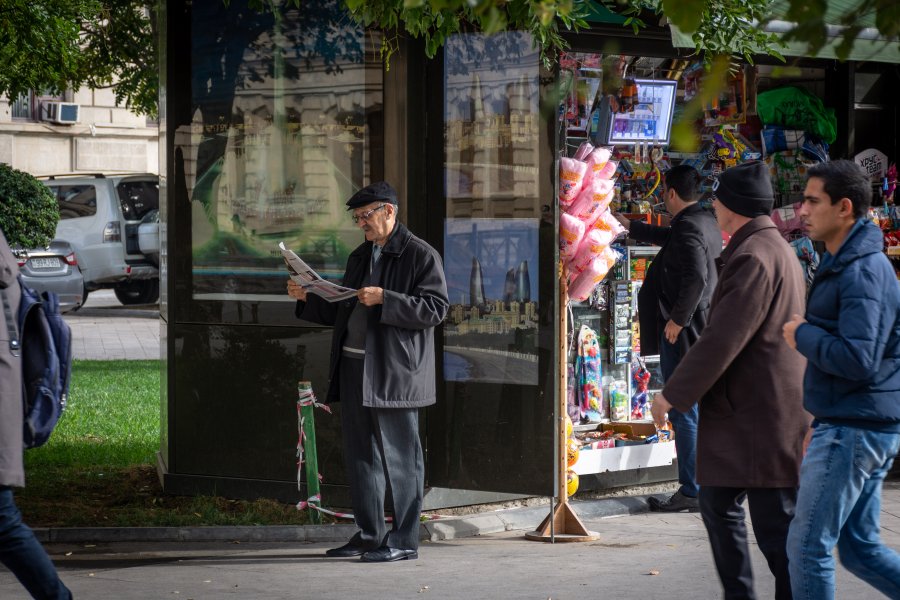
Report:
279,242,358,302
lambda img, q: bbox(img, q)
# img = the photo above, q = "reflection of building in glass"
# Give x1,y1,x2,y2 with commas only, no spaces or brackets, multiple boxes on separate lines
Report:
469,257,486,306
502,260,531,303
186,6,383,275
444,32,545,219
447,255,538,334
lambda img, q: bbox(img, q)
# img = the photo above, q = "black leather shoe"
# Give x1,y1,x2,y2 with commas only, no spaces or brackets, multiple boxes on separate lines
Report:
325,542,369,558
360,546,418,562
648,490,700,513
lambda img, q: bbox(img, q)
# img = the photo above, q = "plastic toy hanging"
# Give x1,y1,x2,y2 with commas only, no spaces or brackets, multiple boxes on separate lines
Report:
575,324,604,423
630,355,652,420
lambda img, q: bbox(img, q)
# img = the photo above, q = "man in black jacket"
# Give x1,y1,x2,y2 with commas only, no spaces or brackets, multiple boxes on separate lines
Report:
287,182,449,563
614,165,721,512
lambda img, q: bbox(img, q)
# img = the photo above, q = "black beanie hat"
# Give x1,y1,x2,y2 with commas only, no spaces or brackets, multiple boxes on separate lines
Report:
345,181,398,210
713,161,774,218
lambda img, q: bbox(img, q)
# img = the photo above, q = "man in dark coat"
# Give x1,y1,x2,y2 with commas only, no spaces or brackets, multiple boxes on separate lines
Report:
783,160,900,599
615,165,721,513
0,229,72,599
287,182,449,563
651,161,809,600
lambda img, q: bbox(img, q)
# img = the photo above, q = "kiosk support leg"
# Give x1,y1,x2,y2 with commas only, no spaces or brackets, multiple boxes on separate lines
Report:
525,268,598,542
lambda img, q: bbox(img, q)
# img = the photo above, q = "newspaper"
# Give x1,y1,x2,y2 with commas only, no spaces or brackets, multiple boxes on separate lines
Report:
278,242,357,302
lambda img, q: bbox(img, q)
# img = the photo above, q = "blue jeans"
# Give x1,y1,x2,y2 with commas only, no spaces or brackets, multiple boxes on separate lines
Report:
0,486,72,600
659,333,699,498
787,424,900,600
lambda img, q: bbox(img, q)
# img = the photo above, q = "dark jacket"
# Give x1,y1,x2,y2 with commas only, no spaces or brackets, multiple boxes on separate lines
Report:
0,229,25,487
663,216,810,487
631,203,722,356
795,218,900,429
297,222,449,408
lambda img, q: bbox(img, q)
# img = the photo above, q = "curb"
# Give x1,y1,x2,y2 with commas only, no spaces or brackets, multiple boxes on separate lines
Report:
34,495,658,545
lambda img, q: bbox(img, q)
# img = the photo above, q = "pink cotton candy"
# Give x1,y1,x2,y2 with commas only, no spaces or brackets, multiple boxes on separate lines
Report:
559,157,589,207
566,178,615,223
559,213,586,261
594,159,618,181
567,227,616,276
586,148,612,178
574,142,594,161
591,209,627,237
568,248,619,301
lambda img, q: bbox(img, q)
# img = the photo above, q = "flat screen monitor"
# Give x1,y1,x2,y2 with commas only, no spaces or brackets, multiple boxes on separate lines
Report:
605,78,678,145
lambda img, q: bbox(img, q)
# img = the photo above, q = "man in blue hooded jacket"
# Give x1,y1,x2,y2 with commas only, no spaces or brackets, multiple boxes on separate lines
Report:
783,159,900,599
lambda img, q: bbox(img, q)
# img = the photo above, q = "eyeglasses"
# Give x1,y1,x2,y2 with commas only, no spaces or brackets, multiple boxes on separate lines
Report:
351,203,387,224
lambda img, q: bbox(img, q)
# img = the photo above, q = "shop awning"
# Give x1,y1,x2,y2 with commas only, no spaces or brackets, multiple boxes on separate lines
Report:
669,0,900,64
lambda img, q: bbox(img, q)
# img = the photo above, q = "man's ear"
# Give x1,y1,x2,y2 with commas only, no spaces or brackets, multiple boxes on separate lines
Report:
839,197,854,217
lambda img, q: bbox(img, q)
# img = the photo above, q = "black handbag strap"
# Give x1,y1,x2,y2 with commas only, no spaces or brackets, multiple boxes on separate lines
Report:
0,286,20,357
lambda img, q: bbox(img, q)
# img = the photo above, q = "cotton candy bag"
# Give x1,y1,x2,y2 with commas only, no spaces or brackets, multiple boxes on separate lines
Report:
559,157,588,207
568,247,619,302
566,178,614,223
567,227,616,276
559,213,586,261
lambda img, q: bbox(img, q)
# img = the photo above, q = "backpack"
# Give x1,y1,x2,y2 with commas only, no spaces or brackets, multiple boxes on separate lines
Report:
1,275,72,448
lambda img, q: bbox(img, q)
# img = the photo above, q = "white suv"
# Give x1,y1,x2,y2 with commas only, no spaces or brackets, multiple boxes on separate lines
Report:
40,173,160,305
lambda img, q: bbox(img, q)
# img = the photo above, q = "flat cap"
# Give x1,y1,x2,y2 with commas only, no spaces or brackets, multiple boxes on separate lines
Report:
345,181,398,210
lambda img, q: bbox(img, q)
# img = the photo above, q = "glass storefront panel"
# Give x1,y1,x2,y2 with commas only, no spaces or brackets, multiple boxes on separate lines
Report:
428,31,557,495
178,0,383,325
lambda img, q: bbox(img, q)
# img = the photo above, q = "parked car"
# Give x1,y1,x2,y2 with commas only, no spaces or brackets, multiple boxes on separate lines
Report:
16,240,84,313
40,173,160,306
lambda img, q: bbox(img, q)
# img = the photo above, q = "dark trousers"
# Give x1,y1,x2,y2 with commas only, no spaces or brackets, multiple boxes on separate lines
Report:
0,486,71,600
659,331,699,497
339,356,423,550
700,486,797,600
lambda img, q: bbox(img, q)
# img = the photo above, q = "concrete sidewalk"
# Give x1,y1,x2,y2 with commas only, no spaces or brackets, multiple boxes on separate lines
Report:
65,290,159,360
2,482,898,599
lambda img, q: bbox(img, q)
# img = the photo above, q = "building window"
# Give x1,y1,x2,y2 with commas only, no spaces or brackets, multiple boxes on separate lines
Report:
11,90,67,121
11,91,34,120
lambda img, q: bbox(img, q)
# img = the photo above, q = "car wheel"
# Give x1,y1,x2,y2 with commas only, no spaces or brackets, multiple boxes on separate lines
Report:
114,279,159,305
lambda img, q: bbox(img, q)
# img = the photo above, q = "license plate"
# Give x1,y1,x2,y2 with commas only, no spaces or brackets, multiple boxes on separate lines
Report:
30,257,61,269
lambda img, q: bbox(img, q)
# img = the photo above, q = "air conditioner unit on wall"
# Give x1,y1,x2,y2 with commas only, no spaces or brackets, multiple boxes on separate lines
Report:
43,102,80,125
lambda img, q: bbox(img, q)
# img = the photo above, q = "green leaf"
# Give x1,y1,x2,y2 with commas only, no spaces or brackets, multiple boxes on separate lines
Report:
662,0,703,33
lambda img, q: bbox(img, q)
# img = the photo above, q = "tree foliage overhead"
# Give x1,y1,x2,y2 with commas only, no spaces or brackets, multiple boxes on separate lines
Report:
0,0,158,116
0,0,897,118
0,0,99,102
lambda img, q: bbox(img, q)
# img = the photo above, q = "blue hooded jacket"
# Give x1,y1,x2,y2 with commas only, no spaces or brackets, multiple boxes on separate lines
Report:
795,218,900,430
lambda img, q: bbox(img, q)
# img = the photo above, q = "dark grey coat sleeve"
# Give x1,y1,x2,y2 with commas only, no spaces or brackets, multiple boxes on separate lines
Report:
380,245,449,330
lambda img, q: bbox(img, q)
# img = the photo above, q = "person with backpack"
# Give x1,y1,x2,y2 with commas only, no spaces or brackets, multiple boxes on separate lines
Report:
0,228,72,600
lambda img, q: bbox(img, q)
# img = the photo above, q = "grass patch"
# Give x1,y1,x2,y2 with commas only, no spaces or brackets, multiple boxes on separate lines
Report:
19,360,324,528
